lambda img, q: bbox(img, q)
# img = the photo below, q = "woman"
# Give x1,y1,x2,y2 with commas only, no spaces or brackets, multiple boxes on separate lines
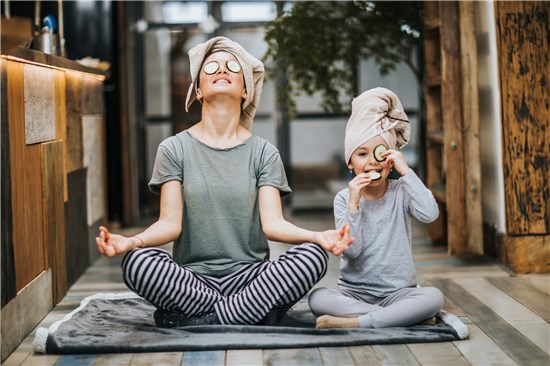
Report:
96,36,353,327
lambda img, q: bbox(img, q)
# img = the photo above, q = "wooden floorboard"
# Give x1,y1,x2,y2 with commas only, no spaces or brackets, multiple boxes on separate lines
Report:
487,276,550,322
455,277,549,355
319,346,355,366
451,324,517,365
407,342,469,366
432,278,549,366
4,217,549,366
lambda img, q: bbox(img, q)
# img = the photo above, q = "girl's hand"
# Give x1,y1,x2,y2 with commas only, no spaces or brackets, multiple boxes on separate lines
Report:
381,149,410,176
348,173,372,212
96,226,141,257
313,224,354,256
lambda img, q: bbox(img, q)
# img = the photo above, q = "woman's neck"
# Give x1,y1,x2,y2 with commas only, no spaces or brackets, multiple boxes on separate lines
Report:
190,102,251,148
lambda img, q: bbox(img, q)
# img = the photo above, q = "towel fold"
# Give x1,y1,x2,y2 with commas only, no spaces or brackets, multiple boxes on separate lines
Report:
345,87,410,164
185,36,265,130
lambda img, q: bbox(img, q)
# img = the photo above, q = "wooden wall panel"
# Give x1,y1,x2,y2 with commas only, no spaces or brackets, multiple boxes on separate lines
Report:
7,60,47,291
65,168,90,288
41,141,67,303
23,64,56,145
82,78,104,115
65,71,83,173
82,115,106,226
0,269,52,360
54,70,68,202
1,58,17,307
440,2,466,254
496,1,549,235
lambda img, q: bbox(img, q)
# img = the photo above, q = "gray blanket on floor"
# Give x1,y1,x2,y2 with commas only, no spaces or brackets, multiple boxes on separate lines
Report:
33,292,461,354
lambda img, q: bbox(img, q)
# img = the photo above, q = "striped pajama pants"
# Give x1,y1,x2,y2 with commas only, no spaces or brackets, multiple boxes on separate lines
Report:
121,243,328,325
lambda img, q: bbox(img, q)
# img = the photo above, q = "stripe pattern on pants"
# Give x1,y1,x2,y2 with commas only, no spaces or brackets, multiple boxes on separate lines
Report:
121,243,328,325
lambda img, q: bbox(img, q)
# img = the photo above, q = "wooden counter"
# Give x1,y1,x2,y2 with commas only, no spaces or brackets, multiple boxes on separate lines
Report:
1,47,107,360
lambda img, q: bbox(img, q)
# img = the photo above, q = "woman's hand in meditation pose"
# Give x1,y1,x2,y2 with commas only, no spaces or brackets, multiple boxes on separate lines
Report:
313,224,353,256
96,226,143,257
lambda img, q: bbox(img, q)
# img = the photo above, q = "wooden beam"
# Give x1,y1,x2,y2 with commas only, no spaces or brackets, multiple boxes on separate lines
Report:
459,1,483,255
440,2,466,254
495,1,550,235
498,234,549,274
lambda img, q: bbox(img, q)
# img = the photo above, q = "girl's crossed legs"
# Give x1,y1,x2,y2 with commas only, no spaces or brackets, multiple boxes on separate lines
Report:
308,286,443,328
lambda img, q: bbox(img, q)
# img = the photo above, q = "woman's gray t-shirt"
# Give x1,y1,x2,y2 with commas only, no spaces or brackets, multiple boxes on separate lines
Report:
148,131,291,276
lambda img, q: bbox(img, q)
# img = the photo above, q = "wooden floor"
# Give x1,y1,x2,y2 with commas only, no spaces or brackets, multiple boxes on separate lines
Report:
4,211,549,366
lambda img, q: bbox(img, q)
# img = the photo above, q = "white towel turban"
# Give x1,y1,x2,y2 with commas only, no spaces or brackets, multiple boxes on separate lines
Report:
344,87,410,164
185,36,265,131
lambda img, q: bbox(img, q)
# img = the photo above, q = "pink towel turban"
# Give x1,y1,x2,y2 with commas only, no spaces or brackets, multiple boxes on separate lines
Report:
344,87,410,164
185,36,265,131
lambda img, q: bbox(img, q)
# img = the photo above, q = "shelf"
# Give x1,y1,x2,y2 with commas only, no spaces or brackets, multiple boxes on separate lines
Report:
1,46,107,79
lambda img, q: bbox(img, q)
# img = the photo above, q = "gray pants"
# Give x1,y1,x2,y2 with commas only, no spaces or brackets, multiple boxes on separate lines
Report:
308,286,444,328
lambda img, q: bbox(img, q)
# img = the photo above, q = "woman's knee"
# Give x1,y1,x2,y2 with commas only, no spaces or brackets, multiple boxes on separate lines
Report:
121,248,171,290
294,243,329,277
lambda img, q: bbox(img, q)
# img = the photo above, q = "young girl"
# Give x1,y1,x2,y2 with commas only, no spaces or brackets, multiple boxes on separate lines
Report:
309,88,466,337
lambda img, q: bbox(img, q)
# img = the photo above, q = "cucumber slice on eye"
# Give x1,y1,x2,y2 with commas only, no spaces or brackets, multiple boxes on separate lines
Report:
369,171,382,180
373,144,387,162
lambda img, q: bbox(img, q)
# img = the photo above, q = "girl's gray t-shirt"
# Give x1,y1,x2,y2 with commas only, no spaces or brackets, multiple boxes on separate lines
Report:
148,131,291,276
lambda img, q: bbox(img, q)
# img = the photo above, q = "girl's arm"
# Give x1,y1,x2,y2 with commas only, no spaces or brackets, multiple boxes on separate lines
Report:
258,185,352,256
380,148,438,222
96,180,183,257
334,191,364,259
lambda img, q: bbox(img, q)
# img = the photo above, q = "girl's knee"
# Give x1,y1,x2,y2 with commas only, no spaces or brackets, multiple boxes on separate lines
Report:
422,287,444,313
308,287,336,316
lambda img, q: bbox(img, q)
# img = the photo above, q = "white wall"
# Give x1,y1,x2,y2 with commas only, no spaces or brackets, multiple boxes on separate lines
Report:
476,1,507,234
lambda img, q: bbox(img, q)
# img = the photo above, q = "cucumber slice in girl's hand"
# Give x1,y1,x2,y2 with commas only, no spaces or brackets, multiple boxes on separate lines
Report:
374,144,387,162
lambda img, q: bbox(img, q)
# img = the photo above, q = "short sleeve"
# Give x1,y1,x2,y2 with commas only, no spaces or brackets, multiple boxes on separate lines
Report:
257,141,292,197
148,137,183,195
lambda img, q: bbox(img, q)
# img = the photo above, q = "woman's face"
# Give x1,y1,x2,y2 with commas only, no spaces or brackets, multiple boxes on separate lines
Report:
197,51,246,104
348,135,391,186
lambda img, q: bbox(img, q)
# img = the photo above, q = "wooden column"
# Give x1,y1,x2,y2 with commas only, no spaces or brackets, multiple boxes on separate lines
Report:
440,1,466,254
459,1,483,255
495,1,550,273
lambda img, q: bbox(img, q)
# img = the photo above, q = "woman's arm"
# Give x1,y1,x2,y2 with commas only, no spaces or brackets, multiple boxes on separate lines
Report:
259,185,352,256
96,180,183,257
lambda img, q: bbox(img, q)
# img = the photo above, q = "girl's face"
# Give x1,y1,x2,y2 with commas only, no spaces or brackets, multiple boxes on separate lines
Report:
197,51,247,103
348,135,391,186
